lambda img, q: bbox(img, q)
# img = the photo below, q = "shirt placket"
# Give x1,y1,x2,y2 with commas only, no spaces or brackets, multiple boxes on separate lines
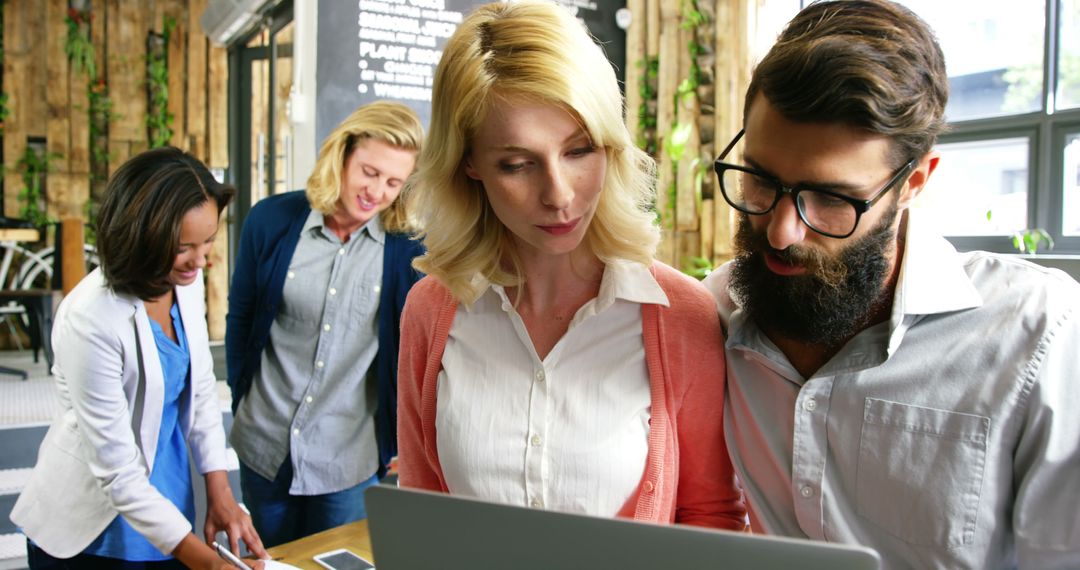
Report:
523,360,549,509
791,376,833,540
290,242,348,480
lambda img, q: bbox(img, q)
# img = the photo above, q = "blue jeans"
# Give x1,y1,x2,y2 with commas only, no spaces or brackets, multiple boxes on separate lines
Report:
239,458,378,548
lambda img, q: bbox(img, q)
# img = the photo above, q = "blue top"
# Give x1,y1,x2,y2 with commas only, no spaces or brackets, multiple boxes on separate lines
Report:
225,190,424,478
84,300,194,560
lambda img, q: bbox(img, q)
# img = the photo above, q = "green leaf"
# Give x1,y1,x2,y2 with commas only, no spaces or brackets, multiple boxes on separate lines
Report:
664,122,693,161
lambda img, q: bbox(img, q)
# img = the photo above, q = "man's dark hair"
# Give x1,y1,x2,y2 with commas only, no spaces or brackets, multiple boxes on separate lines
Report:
96,146,234,300
745,0,949,167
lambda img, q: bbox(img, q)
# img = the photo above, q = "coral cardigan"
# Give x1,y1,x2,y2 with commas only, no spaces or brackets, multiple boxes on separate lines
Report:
397,262,746,530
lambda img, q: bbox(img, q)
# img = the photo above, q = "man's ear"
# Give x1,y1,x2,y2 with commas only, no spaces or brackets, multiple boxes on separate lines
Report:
897,150,940,209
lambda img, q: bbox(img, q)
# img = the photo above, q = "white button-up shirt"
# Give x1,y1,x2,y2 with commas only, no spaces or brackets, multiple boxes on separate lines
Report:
704,215,1080,569
435,260,669,516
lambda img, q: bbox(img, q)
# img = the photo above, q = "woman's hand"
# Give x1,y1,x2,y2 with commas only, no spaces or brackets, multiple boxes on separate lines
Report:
203,470,269,559
173,533,266,569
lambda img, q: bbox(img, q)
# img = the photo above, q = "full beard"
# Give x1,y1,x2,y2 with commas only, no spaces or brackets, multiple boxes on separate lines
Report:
729,207,899,348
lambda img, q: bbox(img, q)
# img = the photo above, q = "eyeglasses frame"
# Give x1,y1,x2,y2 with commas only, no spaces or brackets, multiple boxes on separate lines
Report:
713,129,917,239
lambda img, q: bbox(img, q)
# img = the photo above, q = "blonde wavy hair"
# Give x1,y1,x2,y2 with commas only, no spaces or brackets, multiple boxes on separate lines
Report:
306,100,424,233
407,0,659,304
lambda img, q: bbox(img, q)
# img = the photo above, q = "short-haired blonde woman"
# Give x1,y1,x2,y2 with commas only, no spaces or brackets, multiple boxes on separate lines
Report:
398,0,745,530
226,101,424,546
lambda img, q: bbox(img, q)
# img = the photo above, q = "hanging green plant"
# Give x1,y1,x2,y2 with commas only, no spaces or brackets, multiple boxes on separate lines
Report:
145,16,176,148
65,8,96,79
88,78,115,169
17,147,61,229
637,56,660,156
0,92,9,137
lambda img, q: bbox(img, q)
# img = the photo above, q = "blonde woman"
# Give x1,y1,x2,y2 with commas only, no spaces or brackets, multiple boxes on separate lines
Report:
226,101,424,546
398,1,745,529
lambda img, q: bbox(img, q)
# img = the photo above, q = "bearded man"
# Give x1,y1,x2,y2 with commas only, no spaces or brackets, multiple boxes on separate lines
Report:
703,1,1080,568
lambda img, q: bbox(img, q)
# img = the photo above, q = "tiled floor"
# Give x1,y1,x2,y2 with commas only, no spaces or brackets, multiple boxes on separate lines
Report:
0,352,57,428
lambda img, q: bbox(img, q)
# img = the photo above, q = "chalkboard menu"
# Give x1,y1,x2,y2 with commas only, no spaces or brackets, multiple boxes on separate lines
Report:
316,0,627,147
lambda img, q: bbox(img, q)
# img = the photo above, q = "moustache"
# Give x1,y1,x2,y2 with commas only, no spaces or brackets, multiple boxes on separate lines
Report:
735,225,848,288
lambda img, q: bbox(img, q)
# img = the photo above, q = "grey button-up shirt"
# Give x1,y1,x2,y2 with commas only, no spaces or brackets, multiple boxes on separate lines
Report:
704,215,1080,569
231,210,384,494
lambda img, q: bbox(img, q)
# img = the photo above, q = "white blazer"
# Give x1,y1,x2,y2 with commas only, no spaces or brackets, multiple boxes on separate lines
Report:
11,268,229,558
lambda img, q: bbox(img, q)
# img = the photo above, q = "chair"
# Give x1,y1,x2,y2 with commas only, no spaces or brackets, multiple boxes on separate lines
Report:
0,237,97,378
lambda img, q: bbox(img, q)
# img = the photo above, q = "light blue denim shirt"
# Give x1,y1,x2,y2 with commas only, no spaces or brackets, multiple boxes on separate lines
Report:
705,214,1080,569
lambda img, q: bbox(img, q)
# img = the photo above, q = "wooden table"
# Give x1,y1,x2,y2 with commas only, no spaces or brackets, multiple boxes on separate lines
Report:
0,228,40,242
266,520,375,569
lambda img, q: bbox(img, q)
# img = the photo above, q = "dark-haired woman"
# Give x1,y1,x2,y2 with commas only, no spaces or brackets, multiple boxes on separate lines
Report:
12,147,267,569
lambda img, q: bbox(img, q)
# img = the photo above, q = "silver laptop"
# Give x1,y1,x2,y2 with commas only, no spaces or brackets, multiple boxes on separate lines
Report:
365,485,880,569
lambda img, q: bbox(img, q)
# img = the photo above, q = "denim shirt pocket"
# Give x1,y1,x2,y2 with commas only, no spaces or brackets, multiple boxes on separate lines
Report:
855,398,989,548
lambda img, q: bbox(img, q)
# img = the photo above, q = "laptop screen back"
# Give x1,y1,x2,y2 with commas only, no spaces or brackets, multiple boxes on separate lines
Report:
365,486,880,570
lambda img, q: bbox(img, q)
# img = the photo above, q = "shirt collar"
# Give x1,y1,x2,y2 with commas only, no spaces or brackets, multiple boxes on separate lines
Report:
304,209,385,244
892,211,983,319
484,259,670,315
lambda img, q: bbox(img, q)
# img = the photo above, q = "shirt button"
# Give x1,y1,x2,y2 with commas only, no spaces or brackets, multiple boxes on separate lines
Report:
338,248,345,255
530,497,542,508
329,287,337,296
535,369,545,382
305,396,313,403
530,434,542,446
293,428,300,435
373,285,381,293
316,361,325,369
323,324,331,332
287,271,295,279
642,480,655,494
800,485,814,498
803,398,817,412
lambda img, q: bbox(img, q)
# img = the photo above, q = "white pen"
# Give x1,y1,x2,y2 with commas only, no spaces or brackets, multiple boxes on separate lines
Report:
212,540,248,569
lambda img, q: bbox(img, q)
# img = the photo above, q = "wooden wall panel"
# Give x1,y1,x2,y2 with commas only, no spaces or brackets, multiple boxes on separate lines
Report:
106,0,147,143
2,0,236,336
44,0,70,161
624,0,645,134
619,0,757,271
208,43,228,168
27,3,47,139
675,25,700,234
91,0,107,79
2,1,30,217
187,0,208,162
164,0,187,149
712,0,754,262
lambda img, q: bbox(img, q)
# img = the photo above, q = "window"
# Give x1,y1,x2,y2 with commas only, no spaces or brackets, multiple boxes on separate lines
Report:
757,0,1080,254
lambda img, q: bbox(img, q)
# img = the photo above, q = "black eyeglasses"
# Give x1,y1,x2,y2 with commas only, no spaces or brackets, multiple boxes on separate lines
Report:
713,129,917,239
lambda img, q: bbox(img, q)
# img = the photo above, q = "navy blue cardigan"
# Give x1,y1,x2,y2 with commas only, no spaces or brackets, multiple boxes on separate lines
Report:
225,191,424,478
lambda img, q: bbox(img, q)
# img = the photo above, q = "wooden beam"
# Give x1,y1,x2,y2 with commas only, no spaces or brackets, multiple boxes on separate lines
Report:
187,0,209,162
3,1,31,217
60,218,87,294
206,212,229,340
655,3,680,230
107,0,147,143
625,0,645,135
208,43,228,168
675,25,700,232
165,0,187,149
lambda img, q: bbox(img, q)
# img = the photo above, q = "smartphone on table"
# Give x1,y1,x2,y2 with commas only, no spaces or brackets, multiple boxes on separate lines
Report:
313,548,375,570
